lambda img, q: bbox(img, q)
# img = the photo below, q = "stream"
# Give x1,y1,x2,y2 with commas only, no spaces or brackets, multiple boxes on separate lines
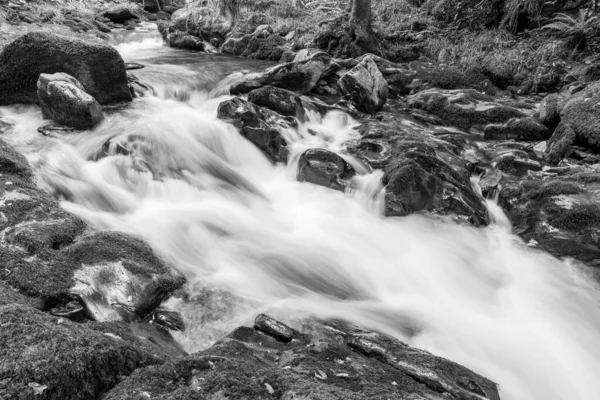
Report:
1,22,600,400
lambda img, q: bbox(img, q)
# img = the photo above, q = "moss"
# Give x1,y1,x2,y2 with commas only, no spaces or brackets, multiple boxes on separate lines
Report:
526,181,582,201
545,202,600,231
0,304,165,400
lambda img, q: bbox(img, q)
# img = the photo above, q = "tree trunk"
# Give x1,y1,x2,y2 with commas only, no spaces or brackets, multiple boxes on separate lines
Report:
350,0,372,43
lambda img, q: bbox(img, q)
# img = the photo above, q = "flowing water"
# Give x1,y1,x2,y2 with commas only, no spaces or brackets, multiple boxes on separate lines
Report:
1,23,600,400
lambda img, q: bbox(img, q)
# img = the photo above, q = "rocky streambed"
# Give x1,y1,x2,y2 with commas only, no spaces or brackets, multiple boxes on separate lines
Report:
1,5,600,400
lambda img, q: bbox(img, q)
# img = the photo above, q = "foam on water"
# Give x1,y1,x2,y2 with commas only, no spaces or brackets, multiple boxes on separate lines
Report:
1,28,599,400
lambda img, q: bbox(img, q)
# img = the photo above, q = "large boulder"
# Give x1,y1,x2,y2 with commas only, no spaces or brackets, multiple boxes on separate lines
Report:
37,73,104,129
217,97,290,163
538,93,562,127
0,32,131,105
105,314,500,400
297,148,356,191
561,81,600,151
407,88,530,130
0,303,173,400
247,85,305,118
230,52,333,95
338,56,389,114
348,117,488,225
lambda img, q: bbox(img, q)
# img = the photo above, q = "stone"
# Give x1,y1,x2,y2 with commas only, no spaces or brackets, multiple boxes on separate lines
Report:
0,303,173,400
297,148,356,191
538,93,562,127
37,73,104,129
167,31,206,50
221,31,286,60
102,6,139,24
544,122,576,165
230,52,332,95
0,32,131,105
217,97,290,163
407,88,530,130
247,85,305,118
338,56,389,114
499,179,600,264
166,5,231,48
483,117,550,141
104,315,500,400
561,81,600,151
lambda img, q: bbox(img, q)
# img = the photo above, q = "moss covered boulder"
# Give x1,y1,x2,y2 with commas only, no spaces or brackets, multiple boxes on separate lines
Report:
561,81,600,151
0,31,131,105
0,304,172,400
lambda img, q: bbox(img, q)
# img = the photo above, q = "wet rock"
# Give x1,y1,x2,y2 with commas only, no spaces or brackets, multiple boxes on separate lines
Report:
104,315,500,400
247,85,305,119
144,308,185,331
0,31,131,105
538,93,562,127
92,19,112,33
483,117,550,141
544,122,576,165
499,179,600,264
493,152,542,176
230,52,333,95
254,313,299,342
297,148,356,191
383,153,488,225
37,122,79,137
102,6,139,24
338,56,389,114
0,303,171,400
37,73,104,129
561,81,600,151
64,231,186,322
407,88,530,130
217,97,290,163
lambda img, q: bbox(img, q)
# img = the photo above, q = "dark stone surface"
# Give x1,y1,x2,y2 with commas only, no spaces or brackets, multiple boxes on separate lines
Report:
217,97,290,163
104,315,500,400
483,117,550,141
0,31,131,105
338,56,389,114
297,148,356,191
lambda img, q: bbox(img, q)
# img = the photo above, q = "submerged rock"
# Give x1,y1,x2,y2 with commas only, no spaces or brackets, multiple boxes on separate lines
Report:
297,148,356,191
0,32,131,105
217,97,290,163
37,73,104,129
104,314,501,400
338,56,389,114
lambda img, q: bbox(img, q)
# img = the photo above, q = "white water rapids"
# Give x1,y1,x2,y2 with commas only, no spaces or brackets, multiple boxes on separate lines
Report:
1,24,600,400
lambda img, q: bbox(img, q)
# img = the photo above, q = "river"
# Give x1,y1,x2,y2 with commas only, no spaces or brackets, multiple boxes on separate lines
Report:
1,22,599,400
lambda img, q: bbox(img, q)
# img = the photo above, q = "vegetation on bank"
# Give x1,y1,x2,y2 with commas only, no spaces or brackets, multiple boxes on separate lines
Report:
199,0,600,94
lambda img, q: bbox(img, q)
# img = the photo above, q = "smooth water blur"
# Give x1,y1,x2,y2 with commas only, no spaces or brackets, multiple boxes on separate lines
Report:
1,24,600,400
